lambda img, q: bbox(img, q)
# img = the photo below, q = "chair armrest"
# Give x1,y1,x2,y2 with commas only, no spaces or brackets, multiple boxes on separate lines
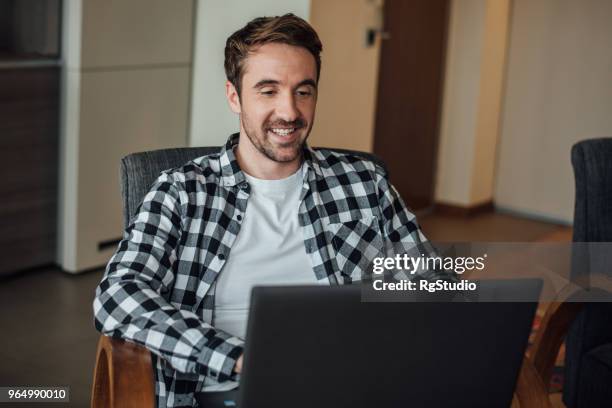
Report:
514,358,553,408
530,301,584,388
91,335,155,408
514,293,584,407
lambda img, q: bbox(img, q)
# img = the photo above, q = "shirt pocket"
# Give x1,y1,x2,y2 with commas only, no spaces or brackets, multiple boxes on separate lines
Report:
326,216,385,280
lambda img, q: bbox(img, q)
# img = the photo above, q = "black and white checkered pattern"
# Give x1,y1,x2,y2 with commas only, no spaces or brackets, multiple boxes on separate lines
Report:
93,134,451,407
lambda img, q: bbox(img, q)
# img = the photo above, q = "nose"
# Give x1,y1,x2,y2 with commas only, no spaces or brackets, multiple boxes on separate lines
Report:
275,91,300,122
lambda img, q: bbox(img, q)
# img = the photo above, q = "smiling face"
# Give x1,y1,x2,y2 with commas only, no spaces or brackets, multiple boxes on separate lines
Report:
226,42,318,171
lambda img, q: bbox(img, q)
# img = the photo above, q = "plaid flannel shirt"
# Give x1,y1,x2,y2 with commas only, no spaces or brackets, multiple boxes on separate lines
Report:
93,133,449,407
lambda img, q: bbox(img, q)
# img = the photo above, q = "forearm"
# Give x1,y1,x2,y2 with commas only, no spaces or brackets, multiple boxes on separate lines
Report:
93,172,243,382
94,271,244,382
376,169,457,282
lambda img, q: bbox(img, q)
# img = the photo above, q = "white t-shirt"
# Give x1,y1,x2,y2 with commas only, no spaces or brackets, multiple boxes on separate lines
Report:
213,164,316,339
214,163,316,336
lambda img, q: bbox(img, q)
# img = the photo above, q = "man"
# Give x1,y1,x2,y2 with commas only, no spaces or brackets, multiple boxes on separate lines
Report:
94,14,448,408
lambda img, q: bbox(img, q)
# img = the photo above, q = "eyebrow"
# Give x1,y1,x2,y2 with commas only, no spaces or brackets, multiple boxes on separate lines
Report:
253,79,280,89
253,78,317,90
296,79,317,89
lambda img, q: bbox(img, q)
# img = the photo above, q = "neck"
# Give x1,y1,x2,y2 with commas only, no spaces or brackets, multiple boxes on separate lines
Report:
235,131,302,180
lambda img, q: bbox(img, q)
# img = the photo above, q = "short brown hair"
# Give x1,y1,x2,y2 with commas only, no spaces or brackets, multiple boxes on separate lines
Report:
224,14,322,96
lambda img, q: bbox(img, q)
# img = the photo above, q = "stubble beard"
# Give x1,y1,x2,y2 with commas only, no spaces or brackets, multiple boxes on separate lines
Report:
241,115,309,163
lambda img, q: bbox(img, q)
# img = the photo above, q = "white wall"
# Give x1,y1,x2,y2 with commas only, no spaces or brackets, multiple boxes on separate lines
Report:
494,0,612,224
189,0,310,147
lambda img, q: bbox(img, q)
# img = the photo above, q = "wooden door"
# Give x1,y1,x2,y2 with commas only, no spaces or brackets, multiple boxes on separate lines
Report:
373,0,449,211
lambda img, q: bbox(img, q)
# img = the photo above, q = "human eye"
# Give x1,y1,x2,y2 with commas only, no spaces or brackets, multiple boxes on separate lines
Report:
259,88,277,96
296,87,314,97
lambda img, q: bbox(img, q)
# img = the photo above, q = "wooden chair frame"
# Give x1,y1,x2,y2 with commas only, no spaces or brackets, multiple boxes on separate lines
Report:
91,335,155,408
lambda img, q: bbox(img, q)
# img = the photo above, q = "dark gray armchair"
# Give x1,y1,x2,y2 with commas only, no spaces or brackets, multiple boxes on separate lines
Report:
119,147,220,228
564,138,612,407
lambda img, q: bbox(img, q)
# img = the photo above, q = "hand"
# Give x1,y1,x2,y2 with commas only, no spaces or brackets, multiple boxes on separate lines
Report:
235,354,244,374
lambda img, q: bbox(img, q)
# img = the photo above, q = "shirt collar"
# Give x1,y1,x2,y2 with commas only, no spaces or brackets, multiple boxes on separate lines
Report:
219,133,246,187
219,133,324,187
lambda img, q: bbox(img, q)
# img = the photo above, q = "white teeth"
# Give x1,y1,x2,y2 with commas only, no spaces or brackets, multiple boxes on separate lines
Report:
270,128,295,136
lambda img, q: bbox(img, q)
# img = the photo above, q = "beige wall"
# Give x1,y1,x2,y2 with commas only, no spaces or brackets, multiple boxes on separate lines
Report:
494,0,612,223
75,68,190,270
59,0,193,272
80,1,192,69
435,0,486,206
470,0,511,203
435,0,510,207
308,0,381,152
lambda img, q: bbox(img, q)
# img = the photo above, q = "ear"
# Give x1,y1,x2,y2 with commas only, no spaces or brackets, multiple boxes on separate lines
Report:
225,80,241,114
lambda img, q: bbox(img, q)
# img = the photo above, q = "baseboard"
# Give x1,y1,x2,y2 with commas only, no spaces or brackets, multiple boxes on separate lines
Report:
434,200,494,217
494,205,573,226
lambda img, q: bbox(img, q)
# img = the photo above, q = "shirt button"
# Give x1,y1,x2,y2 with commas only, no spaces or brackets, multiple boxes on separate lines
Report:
236,214,242,221
218,254,225,261
240,182,248,190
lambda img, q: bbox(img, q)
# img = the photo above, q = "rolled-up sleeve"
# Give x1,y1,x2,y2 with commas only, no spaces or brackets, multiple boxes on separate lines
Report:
93,172,243,382
375,166,457,282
